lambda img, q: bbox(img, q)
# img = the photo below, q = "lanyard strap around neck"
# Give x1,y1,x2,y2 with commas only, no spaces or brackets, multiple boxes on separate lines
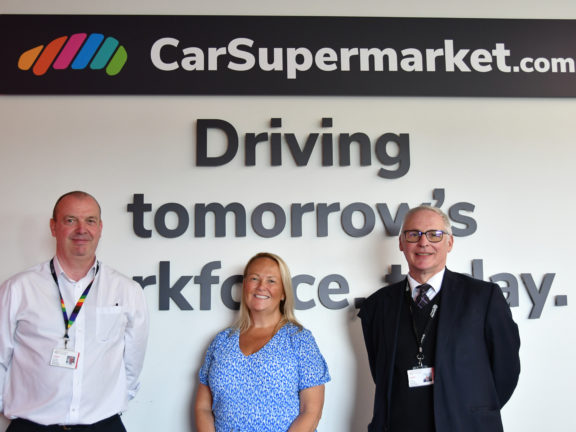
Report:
49,258,99,347
405,283,439,367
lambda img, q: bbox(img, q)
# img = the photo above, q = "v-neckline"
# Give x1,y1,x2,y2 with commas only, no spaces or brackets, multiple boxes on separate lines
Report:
237,324,284,357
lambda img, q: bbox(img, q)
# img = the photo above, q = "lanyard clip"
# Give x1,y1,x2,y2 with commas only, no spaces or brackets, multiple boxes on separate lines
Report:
416,350,424,368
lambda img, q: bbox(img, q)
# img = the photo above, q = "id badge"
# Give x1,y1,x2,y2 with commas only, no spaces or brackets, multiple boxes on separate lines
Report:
407,366,434,387
50,348,80,369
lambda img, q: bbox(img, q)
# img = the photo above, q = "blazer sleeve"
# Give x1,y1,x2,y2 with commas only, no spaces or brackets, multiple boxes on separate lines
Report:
358,297,378,381
485,283,521,407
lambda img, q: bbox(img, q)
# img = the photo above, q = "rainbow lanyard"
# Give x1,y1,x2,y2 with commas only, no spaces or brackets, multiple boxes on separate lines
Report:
49,259,99,349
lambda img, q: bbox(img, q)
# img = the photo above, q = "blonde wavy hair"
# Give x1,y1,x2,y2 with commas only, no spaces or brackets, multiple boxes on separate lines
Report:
234,252,302,333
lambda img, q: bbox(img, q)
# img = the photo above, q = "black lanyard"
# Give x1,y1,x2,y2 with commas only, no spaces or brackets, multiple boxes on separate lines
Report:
405,283,439,368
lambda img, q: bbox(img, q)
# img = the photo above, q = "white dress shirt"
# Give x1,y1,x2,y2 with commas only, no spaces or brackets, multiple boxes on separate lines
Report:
0,257,149,425
407,268,446,302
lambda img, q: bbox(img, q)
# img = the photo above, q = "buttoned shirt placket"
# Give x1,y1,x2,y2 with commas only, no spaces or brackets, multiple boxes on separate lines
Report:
57,270,93,424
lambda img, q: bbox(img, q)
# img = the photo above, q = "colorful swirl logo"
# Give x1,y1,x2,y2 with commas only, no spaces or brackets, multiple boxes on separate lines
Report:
18,33,127,76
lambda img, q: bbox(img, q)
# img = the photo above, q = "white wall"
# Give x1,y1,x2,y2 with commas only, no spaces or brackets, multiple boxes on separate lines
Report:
1,2,575,431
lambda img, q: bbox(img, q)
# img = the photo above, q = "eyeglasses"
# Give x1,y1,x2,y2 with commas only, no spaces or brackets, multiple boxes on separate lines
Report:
403,230,449,243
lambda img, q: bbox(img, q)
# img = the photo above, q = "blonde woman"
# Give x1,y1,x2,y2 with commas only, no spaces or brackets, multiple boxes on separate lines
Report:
195,252,330,432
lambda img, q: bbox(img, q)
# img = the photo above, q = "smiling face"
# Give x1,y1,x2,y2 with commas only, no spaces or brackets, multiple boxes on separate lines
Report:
399,209,453,283
50,194,102,267
243,257,285,318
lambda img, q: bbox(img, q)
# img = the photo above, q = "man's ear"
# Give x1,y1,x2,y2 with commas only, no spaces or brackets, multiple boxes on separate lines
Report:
447,234,454,252
50,218,56,237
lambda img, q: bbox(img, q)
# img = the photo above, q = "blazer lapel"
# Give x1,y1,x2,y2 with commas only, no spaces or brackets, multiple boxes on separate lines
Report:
435,269,465,360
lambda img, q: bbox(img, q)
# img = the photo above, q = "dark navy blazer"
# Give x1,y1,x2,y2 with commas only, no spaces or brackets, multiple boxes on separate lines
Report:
359,269,521,432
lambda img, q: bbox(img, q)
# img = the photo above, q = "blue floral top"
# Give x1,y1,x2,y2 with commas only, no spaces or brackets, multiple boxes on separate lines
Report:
199,323,330,431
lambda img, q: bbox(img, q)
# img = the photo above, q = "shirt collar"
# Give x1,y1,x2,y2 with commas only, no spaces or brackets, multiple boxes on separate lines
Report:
407,267,446,298
53,256,99,283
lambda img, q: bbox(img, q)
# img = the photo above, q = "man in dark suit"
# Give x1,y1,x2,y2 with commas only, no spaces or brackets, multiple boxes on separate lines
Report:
359,205,520,432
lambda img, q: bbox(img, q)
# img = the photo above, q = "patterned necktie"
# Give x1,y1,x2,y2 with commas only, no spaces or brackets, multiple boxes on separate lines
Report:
415,284,431,309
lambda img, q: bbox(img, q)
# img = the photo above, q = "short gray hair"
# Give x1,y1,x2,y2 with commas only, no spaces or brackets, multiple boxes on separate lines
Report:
52,191,101,220
401,205,452,235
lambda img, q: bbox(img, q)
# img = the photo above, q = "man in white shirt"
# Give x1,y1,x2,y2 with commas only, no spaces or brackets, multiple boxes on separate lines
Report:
0,191,149,432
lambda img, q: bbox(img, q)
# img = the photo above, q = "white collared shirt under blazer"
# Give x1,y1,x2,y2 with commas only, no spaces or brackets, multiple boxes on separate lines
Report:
0,257,149,425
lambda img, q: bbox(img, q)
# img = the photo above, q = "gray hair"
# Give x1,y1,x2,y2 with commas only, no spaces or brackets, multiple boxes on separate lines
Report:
52,191,101,220
401,205,452,235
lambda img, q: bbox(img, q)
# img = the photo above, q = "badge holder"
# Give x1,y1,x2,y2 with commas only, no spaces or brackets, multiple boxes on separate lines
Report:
50,349,80,369
50,333,80,369
407,352,434,387
406,296,438,388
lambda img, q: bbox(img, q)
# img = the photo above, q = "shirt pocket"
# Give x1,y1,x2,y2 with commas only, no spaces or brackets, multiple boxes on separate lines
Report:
96,306,126,342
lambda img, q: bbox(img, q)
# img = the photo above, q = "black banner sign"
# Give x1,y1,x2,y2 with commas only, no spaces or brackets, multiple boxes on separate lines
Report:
2,14,576,96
